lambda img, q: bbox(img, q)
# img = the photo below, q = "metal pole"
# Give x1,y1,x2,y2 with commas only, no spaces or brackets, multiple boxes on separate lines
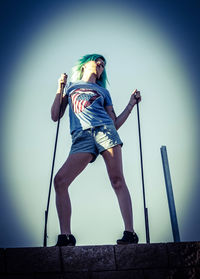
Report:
136,101,150,243
160,146,180,242
43,82,65,247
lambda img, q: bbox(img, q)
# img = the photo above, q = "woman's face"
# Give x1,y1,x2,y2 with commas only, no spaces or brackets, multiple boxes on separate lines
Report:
83,58,105,79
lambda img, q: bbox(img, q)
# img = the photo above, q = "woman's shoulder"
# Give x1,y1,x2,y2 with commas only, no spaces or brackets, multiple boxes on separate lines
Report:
94,82,110,93
65,81,80,94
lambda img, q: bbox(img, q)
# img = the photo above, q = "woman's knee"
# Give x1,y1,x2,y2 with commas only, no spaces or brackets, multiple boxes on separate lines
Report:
54,172,69,193
110,175,125,190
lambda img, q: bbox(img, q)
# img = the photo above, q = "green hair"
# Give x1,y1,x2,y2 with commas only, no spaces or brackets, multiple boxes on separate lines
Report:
70,54,108,88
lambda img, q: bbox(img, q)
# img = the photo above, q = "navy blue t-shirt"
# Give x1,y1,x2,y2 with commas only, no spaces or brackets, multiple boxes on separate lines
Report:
65,81,114,134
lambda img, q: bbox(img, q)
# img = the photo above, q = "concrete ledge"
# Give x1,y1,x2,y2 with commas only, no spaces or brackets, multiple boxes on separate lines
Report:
61,245,116,272
0,242,199,278
0,248,5,273
6,247,60,273
167,242,200,268
115,243,168,269
91,270,144,279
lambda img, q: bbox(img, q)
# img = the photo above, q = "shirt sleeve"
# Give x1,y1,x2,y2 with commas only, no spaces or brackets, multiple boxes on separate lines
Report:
104,89,113,107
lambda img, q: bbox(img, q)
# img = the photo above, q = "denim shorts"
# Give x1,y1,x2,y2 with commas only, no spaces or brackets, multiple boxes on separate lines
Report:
69,124,123,162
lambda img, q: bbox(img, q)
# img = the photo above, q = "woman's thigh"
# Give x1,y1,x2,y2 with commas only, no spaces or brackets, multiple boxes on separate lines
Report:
101,145,125,180
55,152,93,186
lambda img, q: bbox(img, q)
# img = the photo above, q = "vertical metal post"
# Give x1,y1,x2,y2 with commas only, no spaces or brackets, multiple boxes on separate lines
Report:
160,146,180,242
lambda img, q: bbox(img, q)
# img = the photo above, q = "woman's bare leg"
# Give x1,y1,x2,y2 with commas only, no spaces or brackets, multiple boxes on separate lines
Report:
102,145,134,232
54,152,93,235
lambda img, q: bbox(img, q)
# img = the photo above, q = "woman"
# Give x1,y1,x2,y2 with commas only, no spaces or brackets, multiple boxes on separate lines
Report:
51,54,141,246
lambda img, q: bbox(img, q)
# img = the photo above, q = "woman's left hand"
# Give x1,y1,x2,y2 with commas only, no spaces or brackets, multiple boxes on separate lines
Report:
129,89,141,106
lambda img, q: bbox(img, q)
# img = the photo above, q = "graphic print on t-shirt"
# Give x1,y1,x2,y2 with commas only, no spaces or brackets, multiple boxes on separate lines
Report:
70,88,100,113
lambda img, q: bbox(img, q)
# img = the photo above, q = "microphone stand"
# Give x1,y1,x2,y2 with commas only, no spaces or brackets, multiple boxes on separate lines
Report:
43,82,65,247
135,95,150,243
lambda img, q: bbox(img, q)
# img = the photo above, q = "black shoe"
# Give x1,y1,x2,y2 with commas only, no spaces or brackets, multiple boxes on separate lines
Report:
117,231,139,245
56,234,76,246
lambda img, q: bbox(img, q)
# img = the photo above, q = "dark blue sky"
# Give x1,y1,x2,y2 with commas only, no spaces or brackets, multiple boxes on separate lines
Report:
0,0,200,247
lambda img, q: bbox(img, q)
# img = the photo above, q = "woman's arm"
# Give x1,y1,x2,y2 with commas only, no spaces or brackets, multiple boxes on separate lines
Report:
105,89,141,130
51,74,68,122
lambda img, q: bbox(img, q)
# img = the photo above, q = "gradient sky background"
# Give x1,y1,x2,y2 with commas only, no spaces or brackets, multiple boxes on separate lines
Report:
0,0,200,248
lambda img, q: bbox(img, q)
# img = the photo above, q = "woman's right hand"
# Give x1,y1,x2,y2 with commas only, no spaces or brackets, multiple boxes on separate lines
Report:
57,73,68,91
52,73,68,121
